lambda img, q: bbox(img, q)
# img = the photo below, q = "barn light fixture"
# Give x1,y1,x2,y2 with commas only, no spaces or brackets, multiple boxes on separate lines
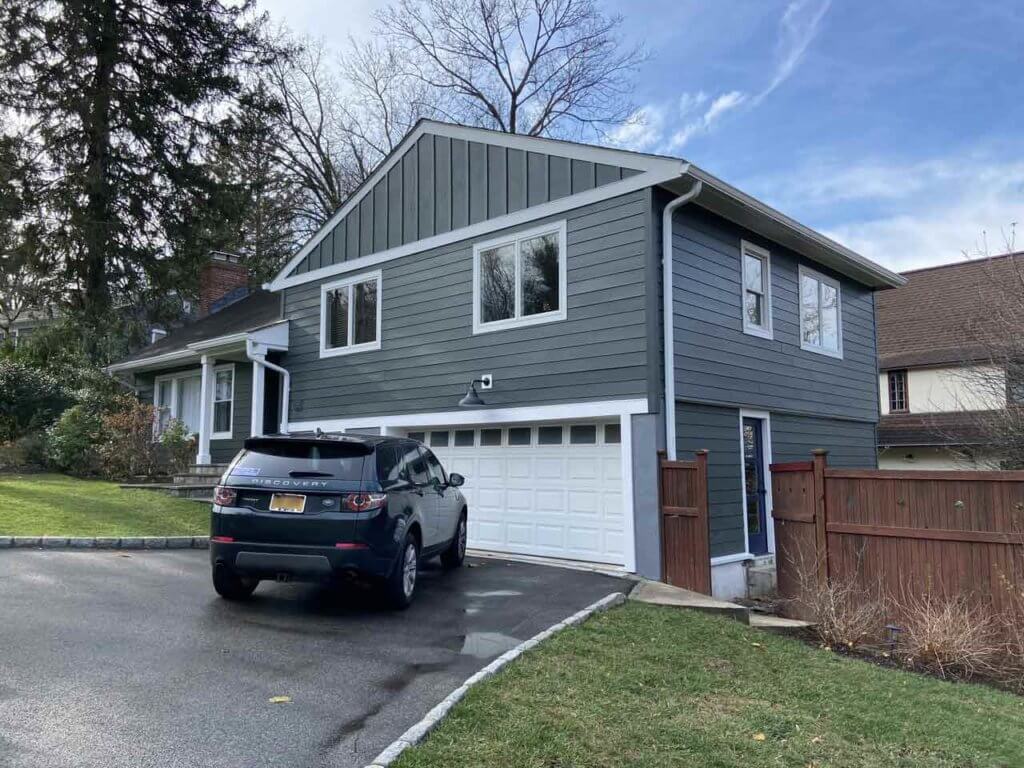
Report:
458,378,488,407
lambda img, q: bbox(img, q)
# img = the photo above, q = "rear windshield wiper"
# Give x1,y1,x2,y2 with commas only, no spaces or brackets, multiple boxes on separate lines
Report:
288,470,334,478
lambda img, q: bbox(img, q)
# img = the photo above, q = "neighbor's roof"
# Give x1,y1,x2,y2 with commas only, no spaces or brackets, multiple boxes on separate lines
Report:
877,410,998,447
876,252,1024,370
115,289,280,366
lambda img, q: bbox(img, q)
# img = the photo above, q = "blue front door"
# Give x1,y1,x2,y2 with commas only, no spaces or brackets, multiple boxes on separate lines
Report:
742,418,769,555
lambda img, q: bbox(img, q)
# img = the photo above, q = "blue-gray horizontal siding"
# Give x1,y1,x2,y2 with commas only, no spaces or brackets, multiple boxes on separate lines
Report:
676,404,878,559
289,133,643,277
282,191,651,420
771,413,877,468
675,402,744,557
671,205,879,423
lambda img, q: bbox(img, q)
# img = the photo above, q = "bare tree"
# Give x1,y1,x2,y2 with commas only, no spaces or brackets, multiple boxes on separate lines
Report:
934,227,1024,468
375,0,645,138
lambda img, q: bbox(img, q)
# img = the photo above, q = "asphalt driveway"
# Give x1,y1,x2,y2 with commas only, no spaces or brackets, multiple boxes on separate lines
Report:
0,550,628,768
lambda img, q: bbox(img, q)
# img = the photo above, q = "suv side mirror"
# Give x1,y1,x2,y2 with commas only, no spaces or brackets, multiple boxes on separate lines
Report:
448,472,465,487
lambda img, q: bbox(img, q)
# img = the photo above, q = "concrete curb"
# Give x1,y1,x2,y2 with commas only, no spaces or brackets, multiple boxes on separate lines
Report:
364,590,627,768
0,536,209,551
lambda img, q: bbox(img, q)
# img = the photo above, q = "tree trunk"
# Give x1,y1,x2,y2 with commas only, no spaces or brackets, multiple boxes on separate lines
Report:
81,0,118,321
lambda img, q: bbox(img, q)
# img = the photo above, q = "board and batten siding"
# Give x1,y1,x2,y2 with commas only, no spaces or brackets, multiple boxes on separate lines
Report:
670,205,880,423
281,190,651,421
288,132,642,278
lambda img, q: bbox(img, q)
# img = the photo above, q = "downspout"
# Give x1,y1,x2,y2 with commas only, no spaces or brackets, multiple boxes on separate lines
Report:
246,339,291,435
662,177,703,460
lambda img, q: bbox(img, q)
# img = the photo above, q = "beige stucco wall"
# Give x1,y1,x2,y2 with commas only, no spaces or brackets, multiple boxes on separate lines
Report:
878,445,1003,471
879,365,1005,415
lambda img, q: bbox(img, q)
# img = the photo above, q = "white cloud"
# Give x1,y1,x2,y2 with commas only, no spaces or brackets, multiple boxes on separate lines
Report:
611,0,831,154
744,154,1024,271
754,0,833,105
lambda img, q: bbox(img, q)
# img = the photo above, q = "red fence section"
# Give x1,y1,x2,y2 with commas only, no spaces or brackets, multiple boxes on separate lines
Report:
771,451,1024,618
659,450,711,594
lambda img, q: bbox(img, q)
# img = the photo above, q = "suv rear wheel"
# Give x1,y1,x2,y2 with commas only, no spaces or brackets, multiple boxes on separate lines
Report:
441,511,467,569
383,534,419,609
212,564,258,601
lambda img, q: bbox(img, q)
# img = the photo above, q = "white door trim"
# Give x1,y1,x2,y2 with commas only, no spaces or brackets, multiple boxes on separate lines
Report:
737,409,775,555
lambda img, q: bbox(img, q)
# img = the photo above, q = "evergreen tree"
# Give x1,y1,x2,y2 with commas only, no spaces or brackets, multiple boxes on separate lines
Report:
0,0,274,331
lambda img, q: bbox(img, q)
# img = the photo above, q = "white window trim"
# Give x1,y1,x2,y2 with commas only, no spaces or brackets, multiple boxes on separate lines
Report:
472,220,568,335
798,265,844,359
319,269,383,358
153,370,200,440
210,364,235,441
740,240,773,339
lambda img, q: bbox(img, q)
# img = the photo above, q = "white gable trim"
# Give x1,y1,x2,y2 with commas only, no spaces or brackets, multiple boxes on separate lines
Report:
265,120,686,292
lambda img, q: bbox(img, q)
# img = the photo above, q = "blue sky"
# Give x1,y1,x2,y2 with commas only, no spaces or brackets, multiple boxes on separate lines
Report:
259,0,1024,272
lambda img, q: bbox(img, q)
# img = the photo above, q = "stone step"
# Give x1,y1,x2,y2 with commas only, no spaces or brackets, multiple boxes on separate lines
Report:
173,473,224,486
120,482,216,500
188,464,228,477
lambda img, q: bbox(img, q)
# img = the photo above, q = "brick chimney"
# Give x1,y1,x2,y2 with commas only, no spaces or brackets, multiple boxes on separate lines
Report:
199,251,249,317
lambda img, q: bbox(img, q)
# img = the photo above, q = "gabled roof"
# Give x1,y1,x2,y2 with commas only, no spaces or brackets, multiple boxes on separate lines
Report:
109,290,281,371
877,252,1024,370
265,120,903,293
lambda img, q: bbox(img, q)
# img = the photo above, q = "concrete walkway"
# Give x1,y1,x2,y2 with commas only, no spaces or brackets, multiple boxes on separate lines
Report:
629,579,813,631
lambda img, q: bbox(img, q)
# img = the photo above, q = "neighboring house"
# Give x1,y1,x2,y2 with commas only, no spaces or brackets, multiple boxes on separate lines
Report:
876,255,1021,470
108,121,903,598
0,307,56,346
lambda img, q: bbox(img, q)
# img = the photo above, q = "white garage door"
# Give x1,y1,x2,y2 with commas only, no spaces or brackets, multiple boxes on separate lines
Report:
408,422,625,566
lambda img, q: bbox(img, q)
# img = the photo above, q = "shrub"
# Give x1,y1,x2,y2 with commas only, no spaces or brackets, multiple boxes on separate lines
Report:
45,405,106,474
97,396,161,479
0,360,71,442
159,418,196,474
0,432,48,471
786,545,883,649
892,592,999,681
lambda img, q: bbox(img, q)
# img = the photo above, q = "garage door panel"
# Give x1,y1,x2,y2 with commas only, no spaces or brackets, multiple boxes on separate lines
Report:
420,422,625,566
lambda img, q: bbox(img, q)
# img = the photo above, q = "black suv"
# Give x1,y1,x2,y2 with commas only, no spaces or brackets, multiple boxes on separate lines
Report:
210,434,468,608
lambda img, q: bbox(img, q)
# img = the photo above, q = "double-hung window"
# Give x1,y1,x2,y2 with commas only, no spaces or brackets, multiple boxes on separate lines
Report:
212,367,234,438
473,221,567,333
887,369,908,413
740,240,772,338
799,266,843,358
320,270,382,358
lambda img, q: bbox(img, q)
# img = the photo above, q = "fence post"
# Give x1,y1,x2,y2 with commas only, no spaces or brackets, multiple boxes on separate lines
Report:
695,449,711,593
812,449,829,589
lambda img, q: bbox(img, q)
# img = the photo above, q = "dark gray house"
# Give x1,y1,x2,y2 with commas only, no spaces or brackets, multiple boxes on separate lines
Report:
108,121,903,598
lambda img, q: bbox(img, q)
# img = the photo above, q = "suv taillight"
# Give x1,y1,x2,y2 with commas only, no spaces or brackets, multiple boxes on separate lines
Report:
342,492,386,512
213,486,237,506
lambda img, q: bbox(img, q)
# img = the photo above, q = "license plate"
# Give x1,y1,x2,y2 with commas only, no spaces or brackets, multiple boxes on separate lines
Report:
269,493,306,514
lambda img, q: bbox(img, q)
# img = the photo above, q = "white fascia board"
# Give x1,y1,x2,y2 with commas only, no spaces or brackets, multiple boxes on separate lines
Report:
267,166,680,292
684,165,905,289
288,398,650,433
105,348,196,374
249,320,289,351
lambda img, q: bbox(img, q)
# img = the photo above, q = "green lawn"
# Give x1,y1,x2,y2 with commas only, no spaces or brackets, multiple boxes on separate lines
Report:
396,602,1024,768
0,473,209,536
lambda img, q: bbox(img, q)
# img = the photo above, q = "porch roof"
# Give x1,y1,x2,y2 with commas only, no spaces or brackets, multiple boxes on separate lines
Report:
107,290,284,374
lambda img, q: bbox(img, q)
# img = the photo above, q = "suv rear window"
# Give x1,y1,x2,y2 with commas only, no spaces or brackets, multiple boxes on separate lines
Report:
232,440,369,479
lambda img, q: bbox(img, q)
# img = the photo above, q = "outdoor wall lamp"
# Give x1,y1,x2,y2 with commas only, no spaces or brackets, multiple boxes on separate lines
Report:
458,374,492,407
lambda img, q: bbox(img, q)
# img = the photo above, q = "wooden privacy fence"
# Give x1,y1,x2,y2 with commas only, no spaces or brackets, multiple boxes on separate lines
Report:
772,450,1024,619
658,450,710,594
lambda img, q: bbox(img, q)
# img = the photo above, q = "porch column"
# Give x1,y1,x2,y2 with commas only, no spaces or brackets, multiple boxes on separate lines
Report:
197,354,214,465
250,357,266,437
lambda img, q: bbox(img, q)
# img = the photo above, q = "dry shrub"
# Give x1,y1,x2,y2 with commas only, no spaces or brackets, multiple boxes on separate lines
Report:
787,545,883,649
997,572,1024,692
97,396,162,478
893,591,999,681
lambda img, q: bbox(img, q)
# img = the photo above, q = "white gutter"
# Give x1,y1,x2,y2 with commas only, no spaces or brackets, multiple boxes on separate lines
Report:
662,177,703,460
245,339,291,435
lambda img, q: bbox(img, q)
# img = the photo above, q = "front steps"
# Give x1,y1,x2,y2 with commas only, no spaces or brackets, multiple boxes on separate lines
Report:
119,464,227,503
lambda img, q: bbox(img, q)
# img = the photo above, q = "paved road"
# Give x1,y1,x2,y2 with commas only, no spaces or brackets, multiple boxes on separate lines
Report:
0,550,627,768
